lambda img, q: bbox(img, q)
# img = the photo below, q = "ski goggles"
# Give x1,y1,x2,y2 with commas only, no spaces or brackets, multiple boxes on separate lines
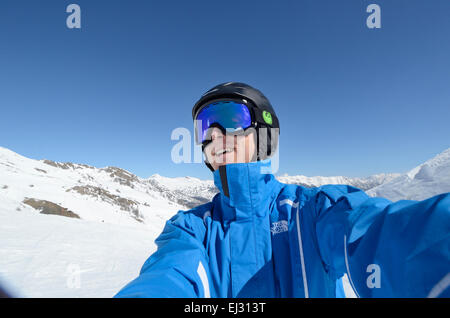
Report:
194,100,254,145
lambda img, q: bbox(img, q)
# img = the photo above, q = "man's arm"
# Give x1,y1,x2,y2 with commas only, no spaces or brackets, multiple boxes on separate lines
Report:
114,211,212,298
314,185,450,297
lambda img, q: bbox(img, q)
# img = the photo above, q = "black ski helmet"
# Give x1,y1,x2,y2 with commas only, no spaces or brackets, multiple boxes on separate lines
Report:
192,82,280,171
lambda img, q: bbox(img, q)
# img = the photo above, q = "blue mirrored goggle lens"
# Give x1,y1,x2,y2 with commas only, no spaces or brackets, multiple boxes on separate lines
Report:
195,101,252,144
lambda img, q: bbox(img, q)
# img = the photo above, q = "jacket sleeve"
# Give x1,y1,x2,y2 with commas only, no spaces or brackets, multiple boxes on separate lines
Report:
114,211,212,298
314,185,450,297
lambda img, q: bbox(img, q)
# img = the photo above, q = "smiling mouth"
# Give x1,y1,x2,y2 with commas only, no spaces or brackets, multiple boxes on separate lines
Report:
214,147,234,157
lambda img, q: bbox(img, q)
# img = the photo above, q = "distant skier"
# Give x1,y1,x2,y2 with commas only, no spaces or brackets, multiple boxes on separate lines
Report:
115,82,450,298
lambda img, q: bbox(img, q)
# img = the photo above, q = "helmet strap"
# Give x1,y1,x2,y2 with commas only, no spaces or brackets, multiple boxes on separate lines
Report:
205,160,215,172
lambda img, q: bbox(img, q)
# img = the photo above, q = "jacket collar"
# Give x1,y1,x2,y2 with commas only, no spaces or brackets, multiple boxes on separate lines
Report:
212,160,281,221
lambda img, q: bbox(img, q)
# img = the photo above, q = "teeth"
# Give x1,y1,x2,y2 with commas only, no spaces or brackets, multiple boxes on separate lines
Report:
216,148,233,156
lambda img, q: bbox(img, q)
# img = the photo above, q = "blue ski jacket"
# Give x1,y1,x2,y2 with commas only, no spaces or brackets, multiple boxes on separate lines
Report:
115,160,450,298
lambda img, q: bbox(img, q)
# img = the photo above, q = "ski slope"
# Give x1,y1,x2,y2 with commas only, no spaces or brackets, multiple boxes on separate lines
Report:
0,198,156,297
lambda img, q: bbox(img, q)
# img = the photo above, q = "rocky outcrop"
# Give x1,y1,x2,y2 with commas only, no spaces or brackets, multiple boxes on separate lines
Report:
43,159,93,170
66,185,143,222
101,167,139,188
23,198,80,219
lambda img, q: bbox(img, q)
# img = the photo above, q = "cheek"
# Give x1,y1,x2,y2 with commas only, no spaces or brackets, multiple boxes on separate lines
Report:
235,134,256,161
247,134,256,155
203,144,215,165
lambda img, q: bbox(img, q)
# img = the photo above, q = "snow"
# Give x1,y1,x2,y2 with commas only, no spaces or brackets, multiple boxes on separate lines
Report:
0,147,185,228
0,146,185,297
0,200,156,297
366,148,450,201
277,172,401,190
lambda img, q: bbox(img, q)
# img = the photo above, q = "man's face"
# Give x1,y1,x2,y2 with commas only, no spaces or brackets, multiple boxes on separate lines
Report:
203,127,257,171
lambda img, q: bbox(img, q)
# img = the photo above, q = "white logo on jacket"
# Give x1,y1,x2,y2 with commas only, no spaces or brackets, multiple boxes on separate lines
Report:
270,220,289,235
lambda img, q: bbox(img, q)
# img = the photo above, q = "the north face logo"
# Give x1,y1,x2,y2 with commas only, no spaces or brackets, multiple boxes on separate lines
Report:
270,220,289,235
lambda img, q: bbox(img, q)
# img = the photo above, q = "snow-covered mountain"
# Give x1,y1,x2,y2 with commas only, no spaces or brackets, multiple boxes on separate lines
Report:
277,173,401,191
0,146,217,230
0,146,219,297
0,146,404,229
367,148,450,201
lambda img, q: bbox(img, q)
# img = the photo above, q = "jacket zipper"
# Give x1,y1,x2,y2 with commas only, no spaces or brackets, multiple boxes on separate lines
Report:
344,234,360,298
295,204,309,298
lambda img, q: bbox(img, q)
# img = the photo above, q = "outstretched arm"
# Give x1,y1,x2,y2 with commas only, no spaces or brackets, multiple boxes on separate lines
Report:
314,185,450,298
114,211,212,298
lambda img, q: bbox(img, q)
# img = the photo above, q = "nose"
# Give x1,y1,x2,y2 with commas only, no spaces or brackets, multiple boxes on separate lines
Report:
210,127,224,141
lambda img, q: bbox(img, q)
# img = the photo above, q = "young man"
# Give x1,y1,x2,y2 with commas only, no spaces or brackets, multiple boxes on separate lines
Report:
115,82,450,298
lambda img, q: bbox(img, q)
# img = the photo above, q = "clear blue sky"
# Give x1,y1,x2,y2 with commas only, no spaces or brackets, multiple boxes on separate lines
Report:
1,0,449,180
